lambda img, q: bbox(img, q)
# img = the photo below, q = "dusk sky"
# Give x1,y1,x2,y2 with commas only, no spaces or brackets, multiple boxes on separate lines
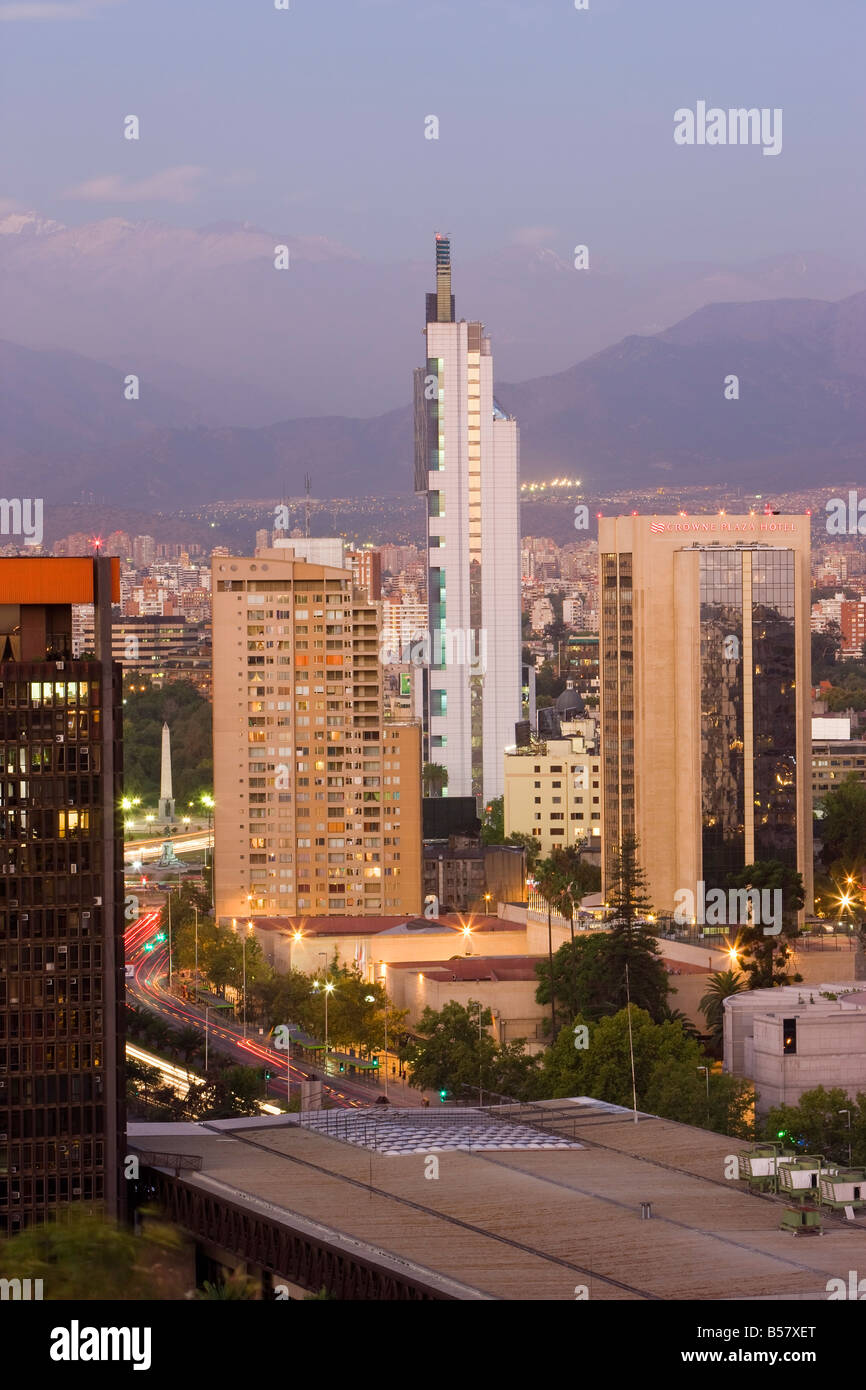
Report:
3,0,864,270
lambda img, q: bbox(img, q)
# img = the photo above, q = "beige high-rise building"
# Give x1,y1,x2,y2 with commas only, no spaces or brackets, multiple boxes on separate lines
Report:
212,551,422,921
599,514,813,915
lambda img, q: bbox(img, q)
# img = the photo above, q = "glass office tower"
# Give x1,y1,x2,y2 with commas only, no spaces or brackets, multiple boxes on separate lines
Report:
0,557,125,1234
598,517,812,914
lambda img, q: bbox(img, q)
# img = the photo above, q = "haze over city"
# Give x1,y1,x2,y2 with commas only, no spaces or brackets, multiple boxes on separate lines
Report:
1,0,865,1345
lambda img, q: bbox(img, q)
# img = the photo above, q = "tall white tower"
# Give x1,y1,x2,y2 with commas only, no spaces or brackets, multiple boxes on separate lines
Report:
413,235,521,802
158,720,175,821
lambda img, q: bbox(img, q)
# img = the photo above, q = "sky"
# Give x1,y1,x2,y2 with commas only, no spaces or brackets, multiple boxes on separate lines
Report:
2,0,865,270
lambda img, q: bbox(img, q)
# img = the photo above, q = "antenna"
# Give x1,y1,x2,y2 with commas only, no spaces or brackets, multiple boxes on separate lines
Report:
625,962,639,1125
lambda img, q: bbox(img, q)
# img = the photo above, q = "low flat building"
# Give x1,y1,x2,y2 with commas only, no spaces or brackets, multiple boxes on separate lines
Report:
724,983,866,1115
386,955,546,1046
812,733,866,804
248,911,528,980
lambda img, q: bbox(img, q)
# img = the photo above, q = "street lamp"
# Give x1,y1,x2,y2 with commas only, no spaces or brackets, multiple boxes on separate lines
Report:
697,1065,709,1123
366,992,388,1097
313,978,335,1072
201,794,215,911
240,920,253,1038
193,900,200,1000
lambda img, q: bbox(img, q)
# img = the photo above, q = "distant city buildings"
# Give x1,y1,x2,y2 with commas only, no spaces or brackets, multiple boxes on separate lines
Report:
413,235,521,802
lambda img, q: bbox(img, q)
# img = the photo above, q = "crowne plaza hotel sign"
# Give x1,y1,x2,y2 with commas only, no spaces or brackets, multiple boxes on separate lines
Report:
648,518,798,536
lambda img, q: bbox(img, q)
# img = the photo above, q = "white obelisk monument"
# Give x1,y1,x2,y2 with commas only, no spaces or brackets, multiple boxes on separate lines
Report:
158,721,175,821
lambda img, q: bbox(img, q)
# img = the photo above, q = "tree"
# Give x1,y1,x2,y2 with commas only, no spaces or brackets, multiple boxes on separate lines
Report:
643,1062,755,1139
535,933,613,1024
725,860,804,988
400,999,496,1094
538,1007,753,1137
763,1086,866,1167
422,762,449,798
603,836,670,1021
174,1026,203,1076
699,970,746,1056
122,680,213,807
503,829,542,870
811,623,841,681
481,795,505,845
399,998,540,1100
532,855,565,1035
0,1209,184,1300
196,1273,258,1300
819,774,866,869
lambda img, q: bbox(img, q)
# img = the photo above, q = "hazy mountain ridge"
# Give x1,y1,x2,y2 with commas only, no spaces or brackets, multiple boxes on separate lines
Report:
2,273,866,504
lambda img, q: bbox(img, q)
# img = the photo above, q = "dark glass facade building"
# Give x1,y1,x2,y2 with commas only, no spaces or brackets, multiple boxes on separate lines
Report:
599,516,812,914
0,558,125,1234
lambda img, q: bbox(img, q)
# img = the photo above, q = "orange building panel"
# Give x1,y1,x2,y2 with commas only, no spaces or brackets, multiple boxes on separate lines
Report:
0,557,120,604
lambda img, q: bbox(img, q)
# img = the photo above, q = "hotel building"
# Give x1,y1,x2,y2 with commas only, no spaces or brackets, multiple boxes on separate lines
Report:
598,515,813,913
413,235,521,802
212,551,422,921
0,557,126,1233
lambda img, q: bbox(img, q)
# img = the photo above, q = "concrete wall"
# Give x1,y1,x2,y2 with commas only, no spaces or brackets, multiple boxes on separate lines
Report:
751,1012,866,1112
387,969,545,1046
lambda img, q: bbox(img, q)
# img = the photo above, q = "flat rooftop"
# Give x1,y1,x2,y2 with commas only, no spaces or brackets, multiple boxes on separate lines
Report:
129,1099,866,1301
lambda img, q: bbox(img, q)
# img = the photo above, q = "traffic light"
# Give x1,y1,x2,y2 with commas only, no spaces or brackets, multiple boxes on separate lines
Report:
154,932,166,942
439,1088,447,1103
264,1070,272,1081
143,943,154,953
371,1057,379,1069
339,1062,345,1072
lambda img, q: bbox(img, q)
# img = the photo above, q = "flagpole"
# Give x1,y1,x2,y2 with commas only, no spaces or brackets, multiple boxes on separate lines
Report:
625,961,638,1125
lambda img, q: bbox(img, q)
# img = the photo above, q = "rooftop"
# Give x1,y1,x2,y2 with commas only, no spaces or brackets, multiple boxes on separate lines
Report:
129,1099,866,1300
250,914,507,938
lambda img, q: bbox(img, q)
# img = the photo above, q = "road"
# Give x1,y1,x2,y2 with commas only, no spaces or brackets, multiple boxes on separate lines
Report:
125,909,371,1110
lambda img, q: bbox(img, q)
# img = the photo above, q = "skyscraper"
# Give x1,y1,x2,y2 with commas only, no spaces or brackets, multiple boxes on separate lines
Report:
599,515,813,914
414,235,521,802
0,557,125,1234
212,550,422,920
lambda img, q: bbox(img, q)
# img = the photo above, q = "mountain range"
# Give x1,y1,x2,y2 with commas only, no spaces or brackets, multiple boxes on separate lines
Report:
1,211,865,503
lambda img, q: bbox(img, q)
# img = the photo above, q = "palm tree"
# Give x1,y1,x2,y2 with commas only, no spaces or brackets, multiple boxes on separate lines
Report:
533,856,567,1037
422,762,449,798
659,1005,703,1042
699,969,745,1055
175,1026,202,1078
